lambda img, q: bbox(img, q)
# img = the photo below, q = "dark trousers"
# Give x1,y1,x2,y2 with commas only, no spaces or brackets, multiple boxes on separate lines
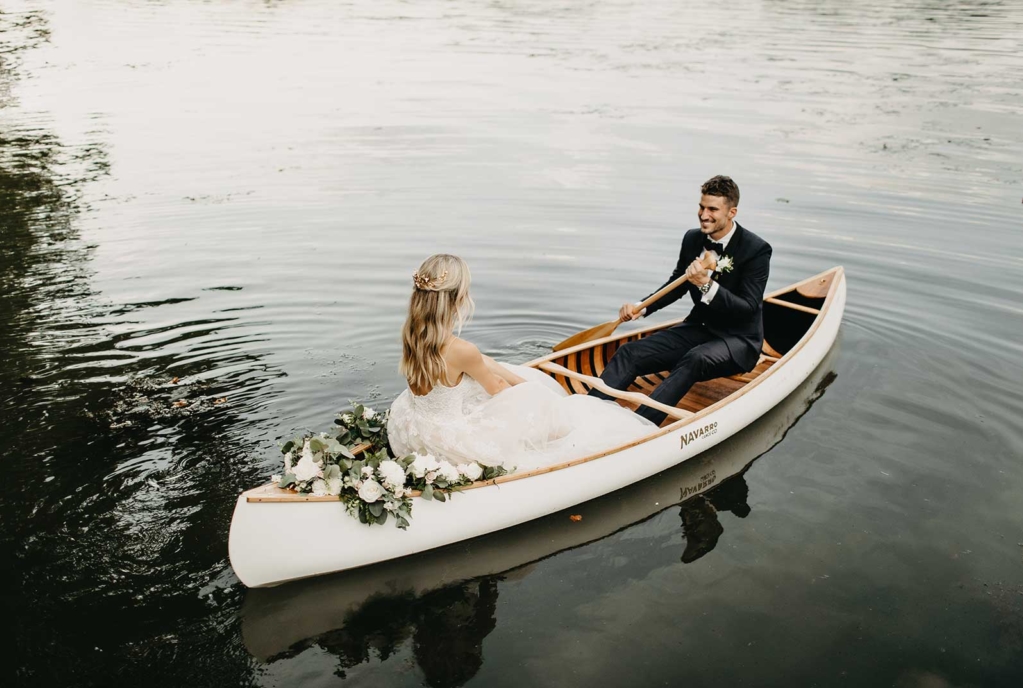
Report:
588,323,744,425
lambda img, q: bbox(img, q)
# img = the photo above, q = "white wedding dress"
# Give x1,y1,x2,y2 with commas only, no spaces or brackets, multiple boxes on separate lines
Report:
387,364,656,472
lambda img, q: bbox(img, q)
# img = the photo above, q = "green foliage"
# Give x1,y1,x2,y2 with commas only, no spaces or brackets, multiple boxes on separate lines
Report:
271,400,511,529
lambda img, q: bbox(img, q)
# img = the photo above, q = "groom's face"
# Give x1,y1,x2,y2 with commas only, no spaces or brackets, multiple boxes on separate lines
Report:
697,194,738,236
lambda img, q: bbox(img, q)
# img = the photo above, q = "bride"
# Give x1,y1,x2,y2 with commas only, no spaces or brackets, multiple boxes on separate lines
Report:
387,254,656,472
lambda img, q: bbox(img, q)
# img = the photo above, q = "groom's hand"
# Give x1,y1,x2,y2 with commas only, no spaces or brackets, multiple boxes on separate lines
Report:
619,303,641,322
686,259,711,286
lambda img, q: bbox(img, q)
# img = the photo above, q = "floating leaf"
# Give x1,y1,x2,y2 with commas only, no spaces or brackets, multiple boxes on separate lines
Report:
172,400,188,408
569,514,583,522
214,397,227,404
171,377,180,384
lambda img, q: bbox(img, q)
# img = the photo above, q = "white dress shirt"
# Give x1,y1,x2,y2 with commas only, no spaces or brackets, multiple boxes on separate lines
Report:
698,221,737,304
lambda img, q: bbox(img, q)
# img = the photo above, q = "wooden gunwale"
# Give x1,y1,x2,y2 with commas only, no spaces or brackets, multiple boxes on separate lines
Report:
246,266,843,502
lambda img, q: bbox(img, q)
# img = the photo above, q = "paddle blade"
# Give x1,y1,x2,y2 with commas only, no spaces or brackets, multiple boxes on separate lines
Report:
552,319,621,352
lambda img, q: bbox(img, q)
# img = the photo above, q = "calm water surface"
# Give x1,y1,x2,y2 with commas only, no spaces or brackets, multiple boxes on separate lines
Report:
2,1,1022,686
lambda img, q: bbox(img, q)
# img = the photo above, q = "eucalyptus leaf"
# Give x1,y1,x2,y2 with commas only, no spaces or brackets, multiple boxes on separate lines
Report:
422,484,434,501
279,474,296,488
324,464,340,480
376,510,388,526
281,441,294,454
339,445,356,460
368,501,384,518
434,490,447,502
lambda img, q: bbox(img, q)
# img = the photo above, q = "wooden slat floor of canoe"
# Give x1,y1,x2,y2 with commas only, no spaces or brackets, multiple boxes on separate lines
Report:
622,357,776,416
545,342,778,418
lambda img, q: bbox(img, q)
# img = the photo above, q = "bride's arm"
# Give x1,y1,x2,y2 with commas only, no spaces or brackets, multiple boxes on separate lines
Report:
447,340,512,396
482,355,526,386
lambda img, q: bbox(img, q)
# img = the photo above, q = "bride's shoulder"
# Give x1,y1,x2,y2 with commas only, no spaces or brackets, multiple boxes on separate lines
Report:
443,337,482,362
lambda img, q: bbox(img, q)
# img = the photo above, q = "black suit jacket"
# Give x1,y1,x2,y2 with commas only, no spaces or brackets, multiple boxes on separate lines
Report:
643,223,772,371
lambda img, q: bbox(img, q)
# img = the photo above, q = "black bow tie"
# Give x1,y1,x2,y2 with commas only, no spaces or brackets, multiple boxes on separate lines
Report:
703,240,725,255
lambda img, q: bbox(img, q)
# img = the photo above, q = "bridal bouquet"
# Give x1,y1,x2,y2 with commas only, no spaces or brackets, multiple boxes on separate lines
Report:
271,403,509,529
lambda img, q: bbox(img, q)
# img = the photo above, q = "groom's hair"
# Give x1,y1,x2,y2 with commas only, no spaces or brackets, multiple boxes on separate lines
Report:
701,175,740,207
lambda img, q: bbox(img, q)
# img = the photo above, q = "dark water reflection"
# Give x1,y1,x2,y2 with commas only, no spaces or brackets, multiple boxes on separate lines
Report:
2,0,1022,686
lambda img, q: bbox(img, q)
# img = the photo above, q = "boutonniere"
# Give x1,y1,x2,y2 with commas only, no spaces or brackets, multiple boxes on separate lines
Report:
715,255,734,275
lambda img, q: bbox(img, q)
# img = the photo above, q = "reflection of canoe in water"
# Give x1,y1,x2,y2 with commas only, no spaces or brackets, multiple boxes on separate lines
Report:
229,267,846,588
241,345,839,662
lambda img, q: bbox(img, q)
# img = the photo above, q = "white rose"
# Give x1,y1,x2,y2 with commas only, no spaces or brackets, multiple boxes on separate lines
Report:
311,479,328,496
410,453,440,479
437,461,460,483
292,443,323,482
358,479,384,503
458,462,484,482
362,407,376,420
361,466,374,477
326,477,342,496
377,460,406,490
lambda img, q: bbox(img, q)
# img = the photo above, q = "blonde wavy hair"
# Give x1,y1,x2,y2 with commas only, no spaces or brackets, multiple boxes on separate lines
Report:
400,254,475,395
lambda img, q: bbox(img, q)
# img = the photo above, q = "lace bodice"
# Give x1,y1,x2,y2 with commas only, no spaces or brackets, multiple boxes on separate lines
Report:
407,377,490,420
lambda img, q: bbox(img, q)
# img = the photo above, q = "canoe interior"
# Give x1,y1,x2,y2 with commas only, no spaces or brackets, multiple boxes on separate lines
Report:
243,268,840,502
541,268,837,426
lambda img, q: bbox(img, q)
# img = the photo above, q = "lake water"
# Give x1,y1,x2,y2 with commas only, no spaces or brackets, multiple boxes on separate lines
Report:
2,0,1022,686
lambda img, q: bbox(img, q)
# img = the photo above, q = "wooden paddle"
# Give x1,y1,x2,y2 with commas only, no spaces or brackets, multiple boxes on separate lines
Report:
552,253,718,352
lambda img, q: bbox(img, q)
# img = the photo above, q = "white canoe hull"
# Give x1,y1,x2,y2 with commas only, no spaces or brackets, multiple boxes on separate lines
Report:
241,346,838,660
229,272,846,588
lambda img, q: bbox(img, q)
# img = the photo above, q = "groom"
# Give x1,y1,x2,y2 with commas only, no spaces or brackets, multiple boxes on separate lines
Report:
589,175,772,425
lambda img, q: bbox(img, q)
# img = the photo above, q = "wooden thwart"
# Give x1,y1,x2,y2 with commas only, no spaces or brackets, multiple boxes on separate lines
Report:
764,297,820,315
538,362,694,420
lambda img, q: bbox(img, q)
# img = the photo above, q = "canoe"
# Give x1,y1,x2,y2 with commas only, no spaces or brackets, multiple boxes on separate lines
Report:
229,266,846,588
240,346,838,661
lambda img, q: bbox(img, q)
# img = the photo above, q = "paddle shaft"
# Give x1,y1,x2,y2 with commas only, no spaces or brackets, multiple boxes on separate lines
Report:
629,252,718,319
550,254,718,352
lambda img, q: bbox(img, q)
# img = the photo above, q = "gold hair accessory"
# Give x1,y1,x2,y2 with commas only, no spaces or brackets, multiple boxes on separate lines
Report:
412,269,448,290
